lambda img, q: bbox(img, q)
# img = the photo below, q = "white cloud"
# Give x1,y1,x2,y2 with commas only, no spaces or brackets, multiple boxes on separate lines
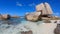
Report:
28,3,36,6
53,12,60,16
16,2,36,6
16,2,23,6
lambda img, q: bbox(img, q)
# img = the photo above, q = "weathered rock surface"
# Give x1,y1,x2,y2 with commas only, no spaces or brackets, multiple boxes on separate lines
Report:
26,14,38,22
21,30,33,34
36,2,53,15
25,2,54,21
0,14,11,20
44,2,53,15
54,24,60,34
25,12,41,22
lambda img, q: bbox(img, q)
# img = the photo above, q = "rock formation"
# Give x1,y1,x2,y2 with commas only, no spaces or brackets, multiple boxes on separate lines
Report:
25,12,41,22
44,2,53,15
2,14,11,19
25,13,37,22
36,2,53,16
0,14,21,20
21,30,33,34
25,2,53,21
36,3,47,15
0,14,11,20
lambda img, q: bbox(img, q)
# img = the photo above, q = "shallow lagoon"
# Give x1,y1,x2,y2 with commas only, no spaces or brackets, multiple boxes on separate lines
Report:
0,18,57,34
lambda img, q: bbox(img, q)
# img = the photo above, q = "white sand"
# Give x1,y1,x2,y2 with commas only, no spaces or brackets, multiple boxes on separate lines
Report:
24,21,57,34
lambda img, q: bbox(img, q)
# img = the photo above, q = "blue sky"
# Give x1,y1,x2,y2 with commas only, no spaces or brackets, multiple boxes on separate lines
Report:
0,0,60,16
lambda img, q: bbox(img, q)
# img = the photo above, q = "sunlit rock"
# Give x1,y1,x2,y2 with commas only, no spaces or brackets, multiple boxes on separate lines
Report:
36,2,53,16
2,14,11,20
26,14,38,22
25,2,54,21
44,2,53,15
25,12,41,22
36,3,47,15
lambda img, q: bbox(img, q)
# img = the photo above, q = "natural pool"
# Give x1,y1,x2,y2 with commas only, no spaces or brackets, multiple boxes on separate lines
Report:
0,18,57,34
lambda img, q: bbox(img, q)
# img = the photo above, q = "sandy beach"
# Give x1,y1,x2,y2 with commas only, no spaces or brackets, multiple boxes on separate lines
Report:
23,21,57,34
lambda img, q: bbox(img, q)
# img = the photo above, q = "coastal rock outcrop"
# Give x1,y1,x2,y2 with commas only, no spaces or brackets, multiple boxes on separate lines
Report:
25,13,38,22
2,14,11,19
25,12,41,22
25,2,54,21
0,14,11,20
36,2,53,15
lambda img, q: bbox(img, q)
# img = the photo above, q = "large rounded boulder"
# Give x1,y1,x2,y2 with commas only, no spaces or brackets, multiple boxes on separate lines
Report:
2,14,11,20
25,12,42,22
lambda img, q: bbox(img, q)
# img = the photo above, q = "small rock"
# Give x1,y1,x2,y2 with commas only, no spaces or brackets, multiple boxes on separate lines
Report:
54,24,60,34
54,21,57,23
44,20,51,23
21,30,33,34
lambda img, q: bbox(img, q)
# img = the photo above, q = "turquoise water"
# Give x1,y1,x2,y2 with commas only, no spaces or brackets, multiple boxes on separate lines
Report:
0,18,44,34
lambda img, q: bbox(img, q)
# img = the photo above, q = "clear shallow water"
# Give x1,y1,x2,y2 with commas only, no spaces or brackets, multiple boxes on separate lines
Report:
0,18,57,34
